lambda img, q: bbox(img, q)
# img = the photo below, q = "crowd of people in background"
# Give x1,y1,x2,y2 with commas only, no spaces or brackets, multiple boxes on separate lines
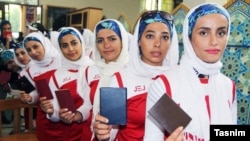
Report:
0,2,237,141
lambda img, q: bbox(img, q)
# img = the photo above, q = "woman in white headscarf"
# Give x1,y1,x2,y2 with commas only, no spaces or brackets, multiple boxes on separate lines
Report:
39,27,94,141
82,19,130,141
93,10,179,141
144,3,237,141
20,32,61,141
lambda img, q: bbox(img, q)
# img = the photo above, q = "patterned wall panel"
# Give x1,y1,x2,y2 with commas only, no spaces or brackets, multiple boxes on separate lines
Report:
172,3,189,62
224,0,250,125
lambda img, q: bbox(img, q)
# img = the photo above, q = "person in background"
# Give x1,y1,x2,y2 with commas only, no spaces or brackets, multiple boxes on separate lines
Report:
20,32,61,141
0,20,16,49
16,32,24,43
26,22,49,38
81,28,95,60
39,27,94,141
82,19,130,141
93,10,180,141
144,3,237,141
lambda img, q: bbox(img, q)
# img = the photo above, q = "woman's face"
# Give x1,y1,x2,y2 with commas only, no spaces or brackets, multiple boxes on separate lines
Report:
190,14,228,63
139,22,171,66
25,40,45,61
60,34,82,61
15,48,30,65
96,29,122,63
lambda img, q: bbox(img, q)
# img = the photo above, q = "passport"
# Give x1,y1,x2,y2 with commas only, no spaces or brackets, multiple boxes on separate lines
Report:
35,79,53,99
14,76,35,93
55,89,76,113
100,87,127,125
148,93,191,134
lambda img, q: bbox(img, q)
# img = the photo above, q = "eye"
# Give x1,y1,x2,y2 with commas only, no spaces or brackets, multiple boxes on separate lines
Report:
109,37,117,41
162,35,170,40
61,43,68,48
199,31,208,36
96,39,103,44
217,30,227,37
145,34,154,39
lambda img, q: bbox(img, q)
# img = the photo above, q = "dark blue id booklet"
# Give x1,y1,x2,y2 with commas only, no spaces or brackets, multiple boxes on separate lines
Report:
100,87,127,125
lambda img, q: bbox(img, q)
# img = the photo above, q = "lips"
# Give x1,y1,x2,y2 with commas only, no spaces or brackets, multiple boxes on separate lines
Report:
151,51,161,57
206,49,220,54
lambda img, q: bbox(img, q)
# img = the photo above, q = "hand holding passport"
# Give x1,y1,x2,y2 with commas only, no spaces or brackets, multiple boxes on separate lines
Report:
148,93,191,134
100,87,127,125
14,76,35,93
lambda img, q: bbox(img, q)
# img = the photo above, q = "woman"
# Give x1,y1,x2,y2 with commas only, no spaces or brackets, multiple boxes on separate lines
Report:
82,19,130,141
93,10,179,141
20,32,61,141
144,3,237,141
39,27,94,141
13,42,35,131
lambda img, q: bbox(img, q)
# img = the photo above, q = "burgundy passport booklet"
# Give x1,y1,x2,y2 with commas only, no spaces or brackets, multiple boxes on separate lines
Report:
100,87,127,125
55,89,76,113
148,93,192,134
35,79,53,99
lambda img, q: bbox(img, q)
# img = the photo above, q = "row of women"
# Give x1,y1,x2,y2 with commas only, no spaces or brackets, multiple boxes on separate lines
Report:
12,3,236,141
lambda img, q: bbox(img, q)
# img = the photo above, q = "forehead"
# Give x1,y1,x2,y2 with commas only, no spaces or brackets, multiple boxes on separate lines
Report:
97,29,117,37
61,34,79,42
144,22,170,32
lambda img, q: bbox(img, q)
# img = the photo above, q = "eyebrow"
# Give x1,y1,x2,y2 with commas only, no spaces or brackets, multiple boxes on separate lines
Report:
145,30,170,35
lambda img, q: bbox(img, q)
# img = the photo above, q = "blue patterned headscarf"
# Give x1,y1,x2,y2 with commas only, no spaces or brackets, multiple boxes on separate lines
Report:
23,36,41,46
58,28,82,47
138,10,173,41
188,3,229,37
1,50,14,62
95,20,122,40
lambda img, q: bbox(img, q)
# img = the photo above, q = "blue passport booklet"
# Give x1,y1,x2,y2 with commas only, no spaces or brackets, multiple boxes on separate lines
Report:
100,87,127,125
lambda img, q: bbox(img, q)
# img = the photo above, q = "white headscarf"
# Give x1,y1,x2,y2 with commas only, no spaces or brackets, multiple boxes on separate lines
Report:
129,12,179,78
57,27,94,69
179,3,234,135
23,32,61,67
81,28,95,60
92,19,129,119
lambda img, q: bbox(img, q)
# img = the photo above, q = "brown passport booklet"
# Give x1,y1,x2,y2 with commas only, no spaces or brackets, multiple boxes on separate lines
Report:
14,76,35,93
35,79,53,99
148,93,191,134
100,87,127,125
0,70,11,84
55,89,76,113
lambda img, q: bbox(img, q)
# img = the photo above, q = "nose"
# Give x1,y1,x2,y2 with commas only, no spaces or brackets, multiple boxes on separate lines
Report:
154,37,160,48
210,34,218,46
104,40,110,48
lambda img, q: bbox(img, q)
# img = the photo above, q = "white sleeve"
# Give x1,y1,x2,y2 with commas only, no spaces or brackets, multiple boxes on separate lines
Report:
77,71,92,122
144,78,166,141
27,89,38,104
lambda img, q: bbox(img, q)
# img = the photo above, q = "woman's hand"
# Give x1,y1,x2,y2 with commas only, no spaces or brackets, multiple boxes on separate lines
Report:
39,97,53,115
20,91,32,103
93,114,112,141
59,108,75,124
165,126,185,141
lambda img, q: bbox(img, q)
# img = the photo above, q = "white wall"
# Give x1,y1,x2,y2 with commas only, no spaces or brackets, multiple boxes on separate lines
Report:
183,0,228,8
